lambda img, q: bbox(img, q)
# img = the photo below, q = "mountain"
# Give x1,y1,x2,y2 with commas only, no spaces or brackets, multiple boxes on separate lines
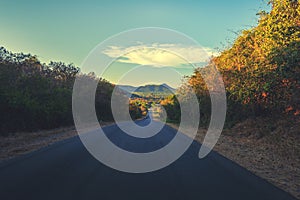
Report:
115,85,139,98
135,84,175,93
117,84,176,98
161,83,176,93
117,85,137,93
134,84,176,97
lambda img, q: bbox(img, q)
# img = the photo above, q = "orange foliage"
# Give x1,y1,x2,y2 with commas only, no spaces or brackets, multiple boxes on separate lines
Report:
262,92,268,98
285,106,294,112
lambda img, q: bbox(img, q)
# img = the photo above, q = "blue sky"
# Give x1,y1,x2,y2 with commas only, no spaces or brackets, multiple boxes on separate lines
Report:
0,0,270,87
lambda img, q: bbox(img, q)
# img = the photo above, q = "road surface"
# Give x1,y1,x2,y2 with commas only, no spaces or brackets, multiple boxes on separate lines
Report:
0,118,296,200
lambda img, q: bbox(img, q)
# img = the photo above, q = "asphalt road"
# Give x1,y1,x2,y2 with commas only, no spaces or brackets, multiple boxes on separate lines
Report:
0,118,296,200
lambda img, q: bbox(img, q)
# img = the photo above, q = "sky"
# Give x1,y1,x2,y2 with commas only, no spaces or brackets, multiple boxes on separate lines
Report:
0,0,270,87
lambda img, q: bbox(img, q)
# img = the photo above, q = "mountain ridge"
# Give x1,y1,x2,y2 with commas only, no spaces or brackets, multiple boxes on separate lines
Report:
116,83,176,98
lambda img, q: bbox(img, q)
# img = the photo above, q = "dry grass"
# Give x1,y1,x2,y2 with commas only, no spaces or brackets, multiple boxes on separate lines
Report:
1,117,299,198
169,116,300,199
0,122,113,161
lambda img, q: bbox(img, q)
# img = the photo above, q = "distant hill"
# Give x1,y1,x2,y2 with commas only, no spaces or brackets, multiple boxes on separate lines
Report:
135,84,175,94
117,85,137,93
115,85,139,98
117,84,176,98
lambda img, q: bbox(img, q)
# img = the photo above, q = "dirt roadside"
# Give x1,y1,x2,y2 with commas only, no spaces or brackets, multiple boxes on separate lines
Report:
1,118,299,199
168,116,300,199
0,122,113,162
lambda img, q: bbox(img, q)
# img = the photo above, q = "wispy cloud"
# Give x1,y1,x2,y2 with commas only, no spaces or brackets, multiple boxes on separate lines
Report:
102,43,217,67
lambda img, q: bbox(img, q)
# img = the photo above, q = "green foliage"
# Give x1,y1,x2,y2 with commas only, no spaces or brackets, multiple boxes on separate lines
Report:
0,47,114,135
129,99,149,119
162,0,300,127
214,0,299,124
214,0,299,110
160,95,181,123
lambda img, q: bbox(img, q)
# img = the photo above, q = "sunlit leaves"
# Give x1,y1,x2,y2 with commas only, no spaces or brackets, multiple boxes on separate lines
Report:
186,0,300,125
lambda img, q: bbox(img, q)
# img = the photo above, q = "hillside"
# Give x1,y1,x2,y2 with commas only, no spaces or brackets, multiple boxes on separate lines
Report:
117,85,137,93
134,84,175,97
117,83,175,98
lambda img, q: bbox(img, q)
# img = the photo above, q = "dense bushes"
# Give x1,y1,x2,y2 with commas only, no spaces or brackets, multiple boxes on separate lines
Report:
214,0,299,119
160,95,181,123
129,98,151,120
163,0,300,127
0,47,114,135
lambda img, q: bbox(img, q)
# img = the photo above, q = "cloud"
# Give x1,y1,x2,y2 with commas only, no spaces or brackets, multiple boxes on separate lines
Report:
102,43,217,67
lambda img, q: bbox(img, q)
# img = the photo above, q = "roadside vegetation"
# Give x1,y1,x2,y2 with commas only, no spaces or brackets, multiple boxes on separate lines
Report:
0,46,158,135
161,1,300,197
0,0,298,198
129,98,151,119
0,47,115,135
162,0,300,128
1,0,298,140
